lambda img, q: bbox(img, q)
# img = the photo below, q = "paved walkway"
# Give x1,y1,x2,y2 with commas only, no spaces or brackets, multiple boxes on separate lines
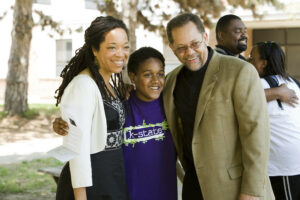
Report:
0,137,61,165
0,137,183,199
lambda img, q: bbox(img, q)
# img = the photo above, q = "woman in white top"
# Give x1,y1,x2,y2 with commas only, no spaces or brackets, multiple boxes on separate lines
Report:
54,16,130,200
249,41,300,200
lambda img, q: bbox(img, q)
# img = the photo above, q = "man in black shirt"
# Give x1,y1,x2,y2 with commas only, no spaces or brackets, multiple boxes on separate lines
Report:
215,14,298,105
163,13,274,200
173,46,213,200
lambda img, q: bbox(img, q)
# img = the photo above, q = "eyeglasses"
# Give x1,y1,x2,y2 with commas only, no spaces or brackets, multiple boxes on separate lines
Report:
173,40,203,54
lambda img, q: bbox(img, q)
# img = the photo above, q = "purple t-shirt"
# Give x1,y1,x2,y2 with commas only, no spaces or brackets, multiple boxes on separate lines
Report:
123,91,177,200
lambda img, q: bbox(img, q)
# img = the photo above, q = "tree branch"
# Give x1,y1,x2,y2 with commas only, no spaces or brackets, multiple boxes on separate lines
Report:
33,10,83,37
0,11,8,21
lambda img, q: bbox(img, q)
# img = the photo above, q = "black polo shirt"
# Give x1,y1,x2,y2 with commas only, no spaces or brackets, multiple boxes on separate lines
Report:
173,47,213,169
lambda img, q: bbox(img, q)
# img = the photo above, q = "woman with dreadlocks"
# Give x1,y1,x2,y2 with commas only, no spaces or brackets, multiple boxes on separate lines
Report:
54,16,130,200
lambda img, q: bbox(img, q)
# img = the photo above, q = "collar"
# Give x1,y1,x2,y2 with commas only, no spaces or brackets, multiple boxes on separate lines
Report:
215,45,246,61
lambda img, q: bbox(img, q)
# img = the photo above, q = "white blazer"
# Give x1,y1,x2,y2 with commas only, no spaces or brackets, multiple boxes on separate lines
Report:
61,74,107,188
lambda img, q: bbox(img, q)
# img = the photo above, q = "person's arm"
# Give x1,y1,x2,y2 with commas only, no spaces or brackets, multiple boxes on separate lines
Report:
233,64,270,198
265,84,298,106
74,187,87,200
60,76,96,188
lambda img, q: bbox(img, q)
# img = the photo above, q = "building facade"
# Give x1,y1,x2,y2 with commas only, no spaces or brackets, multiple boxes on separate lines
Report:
163,0,300,81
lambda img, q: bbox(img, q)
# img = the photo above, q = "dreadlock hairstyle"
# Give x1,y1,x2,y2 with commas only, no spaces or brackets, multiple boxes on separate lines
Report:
55,16,128,106
127,47,165,74
255,41,290,80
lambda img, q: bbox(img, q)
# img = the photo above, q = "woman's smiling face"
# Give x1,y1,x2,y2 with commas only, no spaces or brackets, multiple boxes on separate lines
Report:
93,28,130,79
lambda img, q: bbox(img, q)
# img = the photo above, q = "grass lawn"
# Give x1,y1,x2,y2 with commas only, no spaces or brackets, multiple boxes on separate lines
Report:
0,104,59,119
0,158,63,200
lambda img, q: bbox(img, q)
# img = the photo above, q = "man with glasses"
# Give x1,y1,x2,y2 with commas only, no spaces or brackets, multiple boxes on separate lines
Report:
215,14,298,106
163,13,274,200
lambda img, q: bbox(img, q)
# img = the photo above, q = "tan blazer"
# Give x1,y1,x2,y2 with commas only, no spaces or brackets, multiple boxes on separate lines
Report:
163,51,274,200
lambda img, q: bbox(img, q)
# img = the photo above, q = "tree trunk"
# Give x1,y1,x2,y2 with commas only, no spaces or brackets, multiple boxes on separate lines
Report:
4,0,33,115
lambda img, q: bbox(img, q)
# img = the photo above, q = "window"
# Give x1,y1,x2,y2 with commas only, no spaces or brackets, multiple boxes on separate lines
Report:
85,0,105,10
253,28,300,80
34,0,51,5
56,39,72,76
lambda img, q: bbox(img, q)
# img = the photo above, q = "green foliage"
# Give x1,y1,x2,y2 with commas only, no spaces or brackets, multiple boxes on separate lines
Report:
98,0,282,41
23,109,39,119
0,158,62,195
0,105,8,118
0,110,8,118
1,104,59,119
29,104,59,115
21,104,59,119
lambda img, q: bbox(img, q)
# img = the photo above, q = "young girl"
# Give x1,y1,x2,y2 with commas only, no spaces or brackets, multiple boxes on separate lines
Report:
249,41,300,200
53,47,178,200
54,16,130,200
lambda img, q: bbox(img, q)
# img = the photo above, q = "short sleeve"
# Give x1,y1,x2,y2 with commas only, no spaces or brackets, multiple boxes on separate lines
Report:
260,78,271,89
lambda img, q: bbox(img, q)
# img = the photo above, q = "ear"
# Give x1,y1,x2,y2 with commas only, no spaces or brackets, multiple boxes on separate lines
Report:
217,31,223,41
262,59,268,69
169,43,175,53
92,47,97,57
128,72,136,84
203,32,209,45
217,31,225,45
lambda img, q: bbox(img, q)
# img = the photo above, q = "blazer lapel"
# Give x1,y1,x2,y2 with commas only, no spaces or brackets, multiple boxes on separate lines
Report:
193,52,220,133
163,65,184,135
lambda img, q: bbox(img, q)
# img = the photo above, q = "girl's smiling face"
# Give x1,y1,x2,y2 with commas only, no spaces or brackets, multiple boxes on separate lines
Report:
129,58,165,102
249,46,267,77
